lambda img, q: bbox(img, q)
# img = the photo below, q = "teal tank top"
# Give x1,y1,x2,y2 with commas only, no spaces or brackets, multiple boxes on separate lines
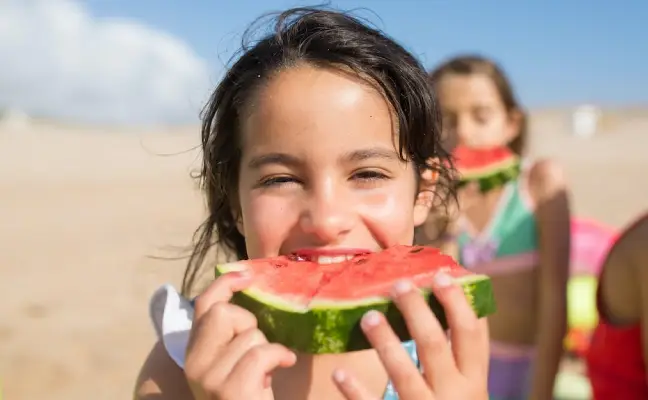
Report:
456,177,539,271
384,340,419,399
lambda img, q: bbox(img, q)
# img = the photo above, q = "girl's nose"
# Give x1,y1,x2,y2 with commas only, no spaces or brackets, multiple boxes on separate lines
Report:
300,179,354,243
455,117,472,145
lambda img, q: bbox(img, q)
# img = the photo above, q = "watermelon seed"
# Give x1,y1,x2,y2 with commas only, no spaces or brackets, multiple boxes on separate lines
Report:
354,258,369,265
409,247,424,253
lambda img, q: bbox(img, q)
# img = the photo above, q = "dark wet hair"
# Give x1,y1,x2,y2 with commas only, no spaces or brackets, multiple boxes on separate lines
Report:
182,6,456,296
428,54,528,156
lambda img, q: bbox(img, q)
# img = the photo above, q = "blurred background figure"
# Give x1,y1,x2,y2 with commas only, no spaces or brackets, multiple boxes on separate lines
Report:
427,55,571,400
586,212,648,400
0,1,646,399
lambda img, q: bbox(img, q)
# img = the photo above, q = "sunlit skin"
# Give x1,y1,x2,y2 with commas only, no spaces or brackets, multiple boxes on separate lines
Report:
237,66,431,259
133,63,490,400
237,65,432,398
595,214,648,388
435,72,570,400
436,73,520,150
435,73,522,236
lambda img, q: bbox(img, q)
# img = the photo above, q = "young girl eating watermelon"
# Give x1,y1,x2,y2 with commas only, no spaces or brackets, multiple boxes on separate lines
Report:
586,212,648,399
427,56,572,400
134,7,490,400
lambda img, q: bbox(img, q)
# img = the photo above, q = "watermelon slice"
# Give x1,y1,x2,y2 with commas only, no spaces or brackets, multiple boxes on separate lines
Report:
452,145,521,192
215,245,496,354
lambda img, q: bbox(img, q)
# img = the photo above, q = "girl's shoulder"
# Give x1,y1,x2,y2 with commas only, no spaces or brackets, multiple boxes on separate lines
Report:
134,339,192,399
133,285,195,399
612,213,648,272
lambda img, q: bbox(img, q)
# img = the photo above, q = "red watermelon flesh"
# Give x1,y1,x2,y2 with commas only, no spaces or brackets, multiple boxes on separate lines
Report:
227,256,323,309
453,145,516,172
315,246,473,302
452,145,521,192
216,245,495,354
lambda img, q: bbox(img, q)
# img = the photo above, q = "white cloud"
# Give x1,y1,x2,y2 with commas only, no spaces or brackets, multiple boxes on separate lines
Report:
0,0,213,125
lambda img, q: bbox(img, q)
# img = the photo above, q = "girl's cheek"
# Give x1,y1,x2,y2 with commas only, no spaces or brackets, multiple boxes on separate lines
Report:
244,195,299,254
357,191,395,218
357,190,416,246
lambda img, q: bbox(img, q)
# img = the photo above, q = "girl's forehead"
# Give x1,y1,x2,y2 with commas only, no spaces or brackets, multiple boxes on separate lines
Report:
240,65,398,154
437,73,502,108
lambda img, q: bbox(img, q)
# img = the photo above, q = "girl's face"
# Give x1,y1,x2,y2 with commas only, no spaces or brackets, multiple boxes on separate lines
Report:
436,73,520,149
236,65,432,260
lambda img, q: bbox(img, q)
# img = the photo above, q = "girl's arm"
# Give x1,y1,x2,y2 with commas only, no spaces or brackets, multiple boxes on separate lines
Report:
528,159,571,400
633,221,648,384
134,340,194,399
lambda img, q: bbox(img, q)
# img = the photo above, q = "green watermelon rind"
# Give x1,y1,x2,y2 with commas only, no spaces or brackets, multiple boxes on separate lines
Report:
458,158,521,193
216,263,496,354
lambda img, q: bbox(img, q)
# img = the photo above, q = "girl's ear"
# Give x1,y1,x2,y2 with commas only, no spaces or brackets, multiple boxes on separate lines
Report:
413,158,439,227
232,207,245,237
504,108,523,144
236,217,245,237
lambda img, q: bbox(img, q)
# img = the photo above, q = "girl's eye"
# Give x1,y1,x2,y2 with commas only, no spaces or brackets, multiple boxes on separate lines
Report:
352,170,389,182
259,175,299,187
475,114,489,124
474,109,492,124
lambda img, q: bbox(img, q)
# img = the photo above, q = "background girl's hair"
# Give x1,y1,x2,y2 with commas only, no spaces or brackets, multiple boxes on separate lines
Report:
427,54,528,156
182,6,456,296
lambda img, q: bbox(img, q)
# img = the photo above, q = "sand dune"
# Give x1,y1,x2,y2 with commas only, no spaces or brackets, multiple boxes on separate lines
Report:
0,109,646,399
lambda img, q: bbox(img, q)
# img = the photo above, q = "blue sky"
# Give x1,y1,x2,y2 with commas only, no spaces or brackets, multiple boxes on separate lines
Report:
0,1,646,125
86,0,647,108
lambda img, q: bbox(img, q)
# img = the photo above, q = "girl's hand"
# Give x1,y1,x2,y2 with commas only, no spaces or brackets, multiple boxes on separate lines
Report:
332,271,490,400
184,272,297,400
457,181,482,212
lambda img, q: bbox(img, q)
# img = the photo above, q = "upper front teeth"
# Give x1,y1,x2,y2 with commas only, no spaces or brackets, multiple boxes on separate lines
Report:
316,255,355,264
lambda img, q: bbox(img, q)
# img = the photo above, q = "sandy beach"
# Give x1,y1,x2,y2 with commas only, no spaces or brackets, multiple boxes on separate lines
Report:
1,108,646,399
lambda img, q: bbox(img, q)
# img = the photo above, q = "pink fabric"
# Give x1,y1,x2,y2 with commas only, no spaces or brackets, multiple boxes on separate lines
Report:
570,218,618,276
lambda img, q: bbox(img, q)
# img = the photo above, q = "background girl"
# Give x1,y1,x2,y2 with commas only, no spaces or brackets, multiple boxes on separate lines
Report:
428,55,571,400
134,8,490,400
587,211,648,399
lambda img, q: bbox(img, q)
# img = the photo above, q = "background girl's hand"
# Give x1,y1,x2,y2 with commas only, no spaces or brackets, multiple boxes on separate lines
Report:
184,272,297,400
456,181,482,212
332,272,490,400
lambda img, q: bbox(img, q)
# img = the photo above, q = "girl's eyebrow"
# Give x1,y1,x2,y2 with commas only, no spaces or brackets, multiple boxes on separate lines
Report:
247,147,398,170
247,153,300,170
343,147,399,163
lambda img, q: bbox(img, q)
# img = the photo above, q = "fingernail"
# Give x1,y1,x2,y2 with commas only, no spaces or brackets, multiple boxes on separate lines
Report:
361,310,381,329
332,369,346,384
434,271,453,288
391,279,413,297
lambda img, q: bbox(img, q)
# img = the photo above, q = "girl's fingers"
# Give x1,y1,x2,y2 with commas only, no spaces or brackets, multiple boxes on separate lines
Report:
188,302,257,352
332,369,379,400
390,279,458,389
432,271,489,381
225,343,297,392
203,328,268,386
186,271,256,369
360,310,431,399
193,271,252,319
185,303,257,378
